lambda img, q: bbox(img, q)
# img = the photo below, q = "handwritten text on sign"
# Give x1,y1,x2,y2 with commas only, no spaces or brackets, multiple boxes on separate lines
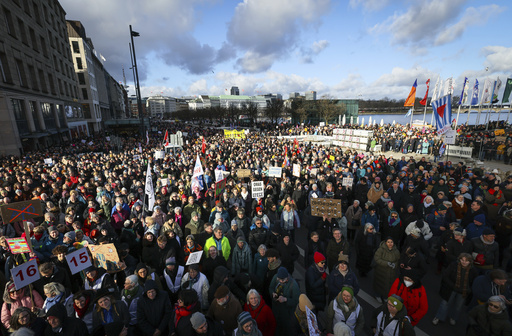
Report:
251,181,265,199
66,249,93,274
12,259,40,290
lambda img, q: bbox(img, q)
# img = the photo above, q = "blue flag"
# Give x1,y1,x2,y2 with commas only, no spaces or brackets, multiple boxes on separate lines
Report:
432,94,452,135
470,79,479,106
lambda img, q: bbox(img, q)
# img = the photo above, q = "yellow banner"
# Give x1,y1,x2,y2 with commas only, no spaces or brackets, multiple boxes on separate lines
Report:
494,129,505,136
223,129,246,139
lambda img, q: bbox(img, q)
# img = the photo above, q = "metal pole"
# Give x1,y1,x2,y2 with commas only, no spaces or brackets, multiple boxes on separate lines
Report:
130,25,144,138
410,106,414,125
455,104,461,127
422,99,428,124
129,43,137,118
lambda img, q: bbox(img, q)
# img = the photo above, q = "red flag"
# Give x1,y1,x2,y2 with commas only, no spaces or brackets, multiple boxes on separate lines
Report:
420,79,430,106
282,147,289,168
293,138,298,149
163,130,169,146
202,138,206,154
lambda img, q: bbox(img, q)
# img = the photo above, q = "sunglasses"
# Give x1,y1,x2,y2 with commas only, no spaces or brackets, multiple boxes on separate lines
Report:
489,303,501,309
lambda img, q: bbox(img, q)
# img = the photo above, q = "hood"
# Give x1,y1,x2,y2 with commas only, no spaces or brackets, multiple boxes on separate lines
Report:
46,303,67,321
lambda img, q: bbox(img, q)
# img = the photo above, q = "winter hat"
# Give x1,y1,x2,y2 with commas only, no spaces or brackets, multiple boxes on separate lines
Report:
215,213,222,220
236,236,245,243
48,226,58,234
190,312,207,329
64,231,76,241
474,214,486,224
214,285,230,299
276,266,288,279
415,219,425,229
387,295,404,311
482,228,495,236
338,253,349,265
123,220,132,228
333,322,352,336
191,211,198,218
237,311,253,327
298,294,314,312
341,286,354,298
453,228,466,236
256,207,263,212
314,252,326,264
438,204,447,211
165,257,176,266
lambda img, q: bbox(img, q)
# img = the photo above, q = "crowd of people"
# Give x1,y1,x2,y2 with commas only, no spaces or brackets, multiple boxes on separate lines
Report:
0,119,511,336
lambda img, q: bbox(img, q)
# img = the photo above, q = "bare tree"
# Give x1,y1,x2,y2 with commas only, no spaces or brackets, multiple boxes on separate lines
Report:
242,102,259,123
265,99,284,123
317,95,345,124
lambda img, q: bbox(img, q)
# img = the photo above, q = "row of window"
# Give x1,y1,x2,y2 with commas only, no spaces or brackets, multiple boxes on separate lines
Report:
11,98,65,135
9,0,67,41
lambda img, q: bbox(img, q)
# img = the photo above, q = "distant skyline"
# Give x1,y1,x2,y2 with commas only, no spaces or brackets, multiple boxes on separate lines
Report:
60,0,512,101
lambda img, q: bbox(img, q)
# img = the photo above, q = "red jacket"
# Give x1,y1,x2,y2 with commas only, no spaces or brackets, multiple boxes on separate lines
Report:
388,278,428,326
244,298,276,336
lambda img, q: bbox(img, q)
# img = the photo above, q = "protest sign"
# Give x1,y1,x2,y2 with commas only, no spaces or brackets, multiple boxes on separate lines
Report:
237,169,251,178
495,129,505,136
251,181,265,199
310,198,342,218
12,259,40,290
215,179,226,196
160,178,169,186
306,306,321,336
88,244,123,273
342,177,353,187
66,248,93,275
0,200,43,224
6,237,31,254
293,164,301,177
44,158,52,165
268,167,282,178
106,136,110,141
154,151,165,159
186,251,203,265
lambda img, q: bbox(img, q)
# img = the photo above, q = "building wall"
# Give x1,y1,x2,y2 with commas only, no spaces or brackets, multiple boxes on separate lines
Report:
0,0,81,155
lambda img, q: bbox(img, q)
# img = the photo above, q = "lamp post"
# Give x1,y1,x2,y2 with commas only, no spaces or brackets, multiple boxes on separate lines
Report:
129,25,144,137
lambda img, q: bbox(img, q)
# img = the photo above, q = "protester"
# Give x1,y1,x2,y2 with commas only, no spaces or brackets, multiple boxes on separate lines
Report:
243,289,276,336
467,296,512,336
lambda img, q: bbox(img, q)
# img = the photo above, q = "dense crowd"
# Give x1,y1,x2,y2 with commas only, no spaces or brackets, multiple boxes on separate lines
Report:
0,120,512,336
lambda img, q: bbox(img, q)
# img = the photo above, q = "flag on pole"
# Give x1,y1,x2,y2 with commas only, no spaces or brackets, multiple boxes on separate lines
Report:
502,78,512,104
146,131,149,145
443,77,454,96
145,163,155,211
470,79,479,106
481,79,493,105
163,130,169,146
201,138,206,154
420,79,430,106
430,77,441,105
282,147,289,168
458,77,468,105
432,94,453,135
293,138,299,149
404,79,417,107
405,108,413,118
492,77,502,103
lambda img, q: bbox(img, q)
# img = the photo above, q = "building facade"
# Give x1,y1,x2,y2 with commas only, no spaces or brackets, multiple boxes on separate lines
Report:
146,94,176,118
0,0,83,155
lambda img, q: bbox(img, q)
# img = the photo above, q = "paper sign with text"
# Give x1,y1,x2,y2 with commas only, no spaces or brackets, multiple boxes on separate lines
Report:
251,181,265,199
12,259,40,290
88,244,123,273
186,251,203,265
268,167,282,178
66,248,93,274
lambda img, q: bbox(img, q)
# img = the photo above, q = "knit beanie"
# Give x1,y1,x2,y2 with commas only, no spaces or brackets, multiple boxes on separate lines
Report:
341,286,354,298
387,295,404,311
314,252,326,264
190,312,206,329
237,311,253,327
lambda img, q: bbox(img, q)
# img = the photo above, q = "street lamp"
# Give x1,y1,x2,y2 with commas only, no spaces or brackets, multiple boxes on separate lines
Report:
129,25,144,138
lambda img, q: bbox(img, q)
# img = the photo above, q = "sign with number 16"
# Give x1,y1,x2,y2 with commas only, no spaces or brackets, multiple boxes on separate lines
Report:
12,259,40,290
66,249,92,275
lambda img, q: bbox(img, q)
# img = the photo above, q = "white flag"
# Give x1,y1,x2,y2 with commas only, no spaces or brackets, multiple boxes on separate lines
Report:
193,155,204,177
215,169,224,183
481,79,493,105
431,77,441,104
443,77,454,96
145,163,155,211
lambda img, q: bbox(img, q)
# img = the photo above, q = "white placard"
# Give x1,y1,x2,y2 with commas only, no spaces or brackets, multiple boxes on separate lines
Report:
12,259,40,290
65,248,92,275
444,129,457,145
81,140,86,144
310,168,318,177
293,163,301,177
133,155,140,160
106,136,111,141
269,167,282,178
160,178,169,186
251,181,265,199
186,251,203,265
305,305,320,336
88,141,93,146
215,169,224,183
342,177,353,187
44,158,52,165
154,151,165,159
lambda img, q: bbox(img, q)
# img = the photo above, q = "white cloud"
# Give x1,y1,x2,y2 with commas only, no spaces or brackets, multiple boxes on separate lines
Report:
482,46,512,73
371,0,503,48
349,0,389,11
227,0,331,72
300,40,330,63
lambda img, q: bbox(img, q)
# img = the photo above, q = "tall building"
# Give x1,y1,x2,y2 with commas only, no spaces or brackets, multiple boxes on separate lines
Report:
230,86,239,95
67,20,103,133
0,0,83,155
305,91,317,100
146,94,176,118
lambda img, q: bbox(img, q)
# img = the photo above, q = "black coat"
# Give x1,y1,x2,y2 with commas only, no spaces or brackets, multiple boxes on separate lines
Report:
45,303,88,336
305,264,326,309
168,302,201,336
137,288,172,336
354,231,379,274
276,241,299,274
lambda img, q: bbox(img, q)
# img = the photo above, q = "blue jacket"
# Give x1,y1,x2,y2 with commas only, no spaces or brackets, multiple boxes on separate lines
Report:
326,267,360,302
361,211,379,232
42,234,64,259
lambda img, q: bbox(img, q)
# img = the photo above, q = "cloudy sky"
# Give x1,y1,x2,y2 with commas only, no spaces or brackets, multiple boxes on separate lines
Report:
60,0,512,100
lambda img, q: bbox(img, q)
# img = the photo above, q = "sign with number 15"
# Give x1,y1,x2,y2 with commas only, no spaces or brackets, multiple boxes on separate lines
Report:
66,249,92,275
12,259,40,290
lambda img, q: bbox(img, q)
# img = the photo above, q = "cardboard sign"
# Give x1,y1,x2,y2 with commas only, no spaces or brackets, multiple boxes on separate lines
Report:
154,151,165,159
88,244,123,273
0,200,43,224
310,198,342,218
268,167,282,178
251,181,265,199
12,259,40,290
495,129,505,136
6,237,31,254
186,251,203,265
237,169,251,178
305,305,321,336
293,164,301,177
342,177,353,187
66,248,93,275
160,178,169,186
444,129,457,145
215,179,226,197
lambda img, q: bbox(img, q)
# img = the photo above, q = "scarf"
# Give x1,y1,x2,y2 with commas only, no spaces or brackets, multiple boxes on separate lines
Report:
455,198,465,207
454,263,471,297
423,199,432,208
45,294,63,311
481,236,494,245
380,196,391,203
74,295,91,319
123,286,139,307
174,302,197,327
315,263,326,274
268,259,282,271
